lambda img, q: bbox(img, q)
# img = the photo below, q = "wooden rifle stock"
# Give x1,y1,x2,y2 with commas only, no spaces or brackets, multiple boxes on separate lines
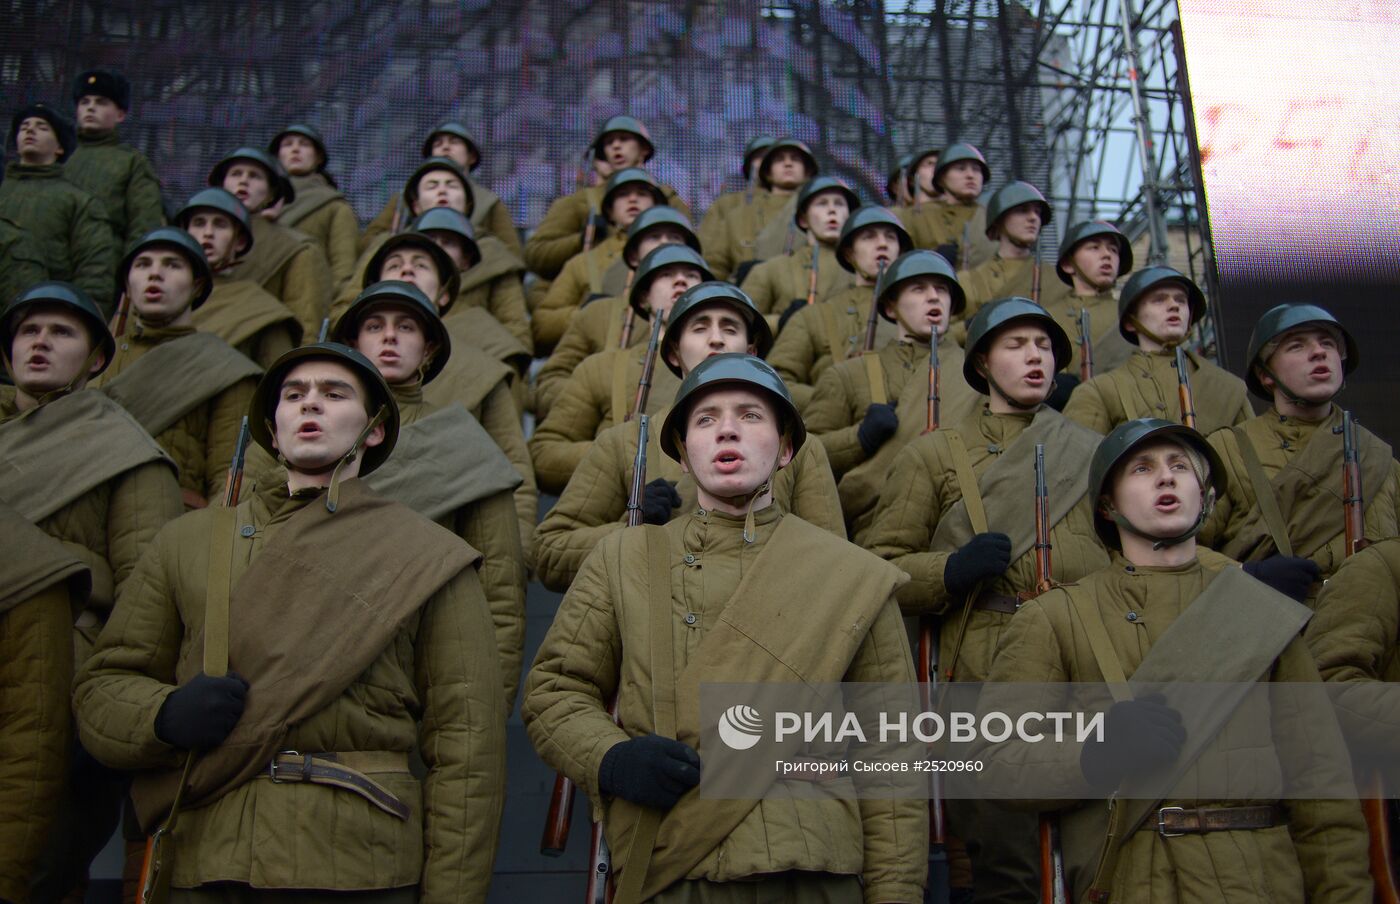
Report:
1030,236,1042,305
806,233,820,306
862,261,887,354
1339,410,1397,902
138,418,250,902
925,338,941,434
1078,309,1093,383
1030,443,1068,903
628,313,665,422
916,619,947,848
113,291,132,340
539,773,575,857
1174,346,1196,430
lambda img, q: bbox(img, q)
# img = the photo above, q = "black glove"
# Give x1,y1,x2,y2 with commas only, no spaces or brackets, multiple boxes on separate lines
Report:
599,734,701,810
1243,556,1320,603
1080,693,1185,790
856,403,899,455
943,532,1012,599
642,478,682,525
155,671,249,751
777,298,808,333
582,212,608,242
933,243,960,267
1046,372,1080,411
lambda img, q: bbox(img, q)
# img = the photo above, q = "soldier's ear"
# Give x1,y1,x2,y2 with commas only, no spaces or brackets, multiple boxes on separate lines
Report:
87,349,107,377
363,421,386,449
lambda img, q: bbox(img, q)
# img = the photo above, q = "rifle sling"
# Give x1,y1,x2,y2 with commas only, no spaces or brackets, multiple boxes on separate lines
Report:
1232,427,1296,558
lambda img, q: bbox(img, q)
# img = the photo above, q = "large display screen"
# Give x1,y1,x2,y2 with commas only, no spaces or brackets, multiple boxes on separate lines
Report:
1177,0,1400,437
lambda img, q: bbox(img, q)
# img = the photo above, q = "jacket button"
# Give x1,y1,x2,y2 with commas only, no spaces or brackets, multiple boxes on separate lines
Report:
240,525,255,538
684,613,698,625
1126,611,1139,622
683,553,696,565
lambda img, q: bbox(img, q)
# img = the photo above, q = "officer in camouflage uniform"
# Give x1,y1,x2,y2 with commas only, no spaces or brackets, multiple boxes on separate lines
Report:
696,135,775,279
179,189,302,368
525,352,925,903
531,167,668,352
269,124,360,293
361,121,522,258
0,214,47,304
766,206,912,411
65,69,166,248
75,342,507,904
0,103,118,314
523,115,690,283
739,175,860,334
534,206,702,418
0,282,181,904
1064,266,1251,435
534,281,846,592
92,228,260,508
209,146,333,341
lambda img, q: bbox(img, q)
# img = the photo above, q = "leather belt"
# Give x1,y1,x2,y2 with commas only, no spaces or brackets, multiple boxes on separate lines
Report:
263,751,411,820
972,591,1021,615
1157,805,1282,837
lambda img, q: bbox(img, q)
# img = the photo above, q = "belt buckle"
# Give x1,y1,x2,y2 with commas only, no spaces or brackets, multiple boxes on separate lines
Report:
1157,806,1186,837
268,750,303,783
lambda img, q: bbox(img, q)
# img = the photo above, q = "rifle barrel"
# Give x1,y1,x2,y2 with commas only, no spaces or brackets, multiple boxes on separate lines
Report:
625,415,650,528
629,313,665,422
862,261,887,353
925,339,940,434
1078,309,1093,382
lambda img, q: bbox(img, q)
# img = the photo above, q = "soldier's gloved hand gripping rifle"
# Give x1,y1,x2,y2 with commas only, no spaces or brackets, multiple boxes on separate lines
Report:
137,417,250,904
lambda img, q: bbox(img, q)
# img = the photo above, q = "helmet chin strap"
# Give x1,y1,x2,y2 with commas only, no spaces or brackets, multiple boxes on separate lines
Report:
678,444,783,544
1124,314,1177,351
1105,485,1216,551
274,406,388,512
1256,362,1344,409
984,371,1043,412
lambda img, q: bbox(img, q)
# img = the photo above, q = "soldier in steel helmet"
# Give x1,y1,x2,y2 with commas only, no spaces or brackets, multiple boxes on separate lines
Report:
535,281,844,592
268,124,361,292
525,352,924,903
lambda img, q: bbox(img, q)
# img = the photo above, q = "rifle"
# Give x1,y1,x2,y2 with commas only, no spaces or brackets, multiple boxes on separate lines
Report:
1030,236,1042,305
137,417,249,904
916,615,948,891
862,261,888,354
805,232,820,306
629,312,665,422
1174,346,1196,430
618,270,638,349
1028,443,1068,904
1078,309,1093,383
113,290,132,339
1340,411,1398,902
317,317,330,344
924,337,941,435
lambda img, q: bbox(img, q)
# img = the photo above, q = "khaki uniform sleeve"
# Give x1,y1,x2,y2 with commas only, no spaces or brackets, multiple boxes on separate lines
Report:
278,243,333,345
73,523,185,771
1199,427,1244,550
535,303,606,420
865,441,952,614
522,538,630,804
0,587,74,902
738,257,779,315
534,427,630,593
806,363,867,478
486,276,534,354
108,459,183,604
324,200,363,292
697,202,734,281
251,323,298,369
483,200,523,259
523,192,589,278
1062,375,1115,435
781,437,846,539
123,153,167,244
1270,639,1373,904
478,382,539,567
414,565,508,904
531,255,589,351
528,358,608,495
359,196,398,255
457,489,528,711
72,195,119,315
766,304,820,412
202,377,257,503
842,596,928,903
